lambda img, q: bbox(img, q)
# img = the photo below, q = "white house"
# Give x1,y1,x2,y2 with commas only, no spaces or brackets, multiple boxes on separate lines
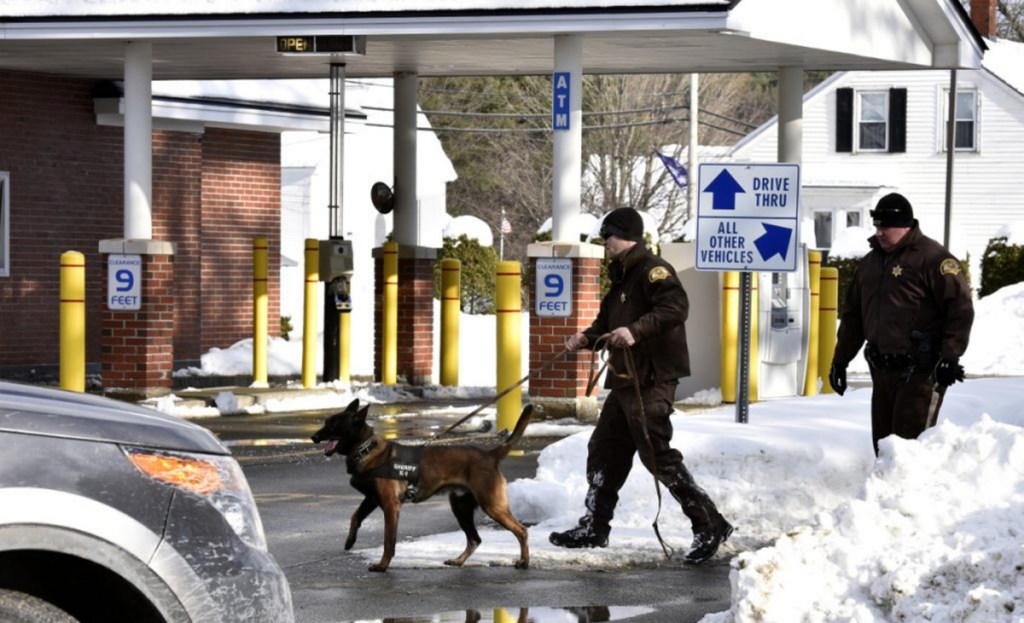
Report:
729,37,1024,277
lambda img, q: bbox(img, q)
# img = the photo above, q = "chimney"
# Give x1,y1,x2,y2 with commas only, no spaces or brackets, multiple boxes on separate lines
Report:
970,0,997,38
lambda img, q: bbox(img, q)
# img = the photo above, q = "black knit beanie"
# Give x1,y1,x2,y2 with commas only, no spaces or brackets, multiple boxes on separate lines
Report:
870,193,915,228
600,207,644,242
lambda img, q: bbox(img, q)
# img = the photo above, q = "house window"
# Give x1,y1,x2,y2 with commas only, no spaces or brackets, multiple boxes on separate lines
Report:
943,90,978,151
836,87,906,153
857,92,888,151
0,172,8,277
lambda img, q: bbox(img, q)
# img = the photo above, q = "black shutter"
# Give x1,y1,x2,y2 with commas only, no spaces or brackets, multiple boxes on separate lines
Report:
888,88,907,153
836,88,853,153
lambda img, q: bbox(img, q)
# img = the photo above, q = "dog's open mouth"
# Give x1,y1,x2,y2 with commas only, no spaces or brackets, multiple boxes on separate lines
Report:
323,439,340,456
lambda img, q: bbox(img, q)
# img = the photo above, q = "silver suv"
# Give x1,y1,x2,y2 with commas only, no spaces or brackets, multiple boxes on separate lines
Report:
0,381,294,623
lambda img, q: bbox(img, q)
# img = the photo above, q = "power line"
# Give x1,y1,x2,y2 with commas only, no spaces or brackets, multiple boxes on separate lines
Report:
362,116,747,137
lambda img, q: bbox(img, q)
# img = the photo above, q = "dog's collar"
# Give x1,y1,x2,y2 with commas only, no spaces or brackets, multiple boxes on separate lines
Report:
351,437,378,462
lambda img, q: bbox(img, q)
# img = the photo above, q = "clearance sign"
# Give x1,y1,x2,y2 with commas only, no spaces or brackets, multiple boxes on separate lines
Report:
695,163,801,273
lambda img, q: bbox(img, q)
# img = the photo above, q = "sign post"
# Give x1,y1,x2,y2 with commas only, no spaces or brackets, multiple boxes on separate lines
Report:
695,163,801,422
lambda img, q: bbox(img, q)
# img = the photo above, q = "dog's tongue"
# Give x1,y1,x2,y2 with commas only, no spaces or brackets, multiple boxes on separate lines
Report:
324,440,339,456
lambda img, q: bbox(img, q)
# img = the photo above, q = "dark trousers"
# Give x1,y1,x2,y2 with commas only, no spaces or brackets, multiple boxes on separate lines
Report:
583,381,721,533
869,366,947,455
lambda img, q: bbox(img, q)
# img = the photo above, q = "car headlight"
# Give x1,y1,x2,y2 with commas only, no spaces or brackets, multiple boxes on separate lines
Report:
123,447,268,552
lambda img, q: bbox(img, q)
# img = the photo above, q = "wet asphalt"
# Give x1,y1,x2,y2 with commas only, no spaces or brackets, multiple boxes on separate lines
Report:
199,403,733,623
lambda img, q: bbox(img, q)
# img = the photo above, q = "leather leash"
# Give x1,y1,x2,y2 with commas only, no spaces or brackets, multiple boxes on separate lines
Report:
431,347,571,440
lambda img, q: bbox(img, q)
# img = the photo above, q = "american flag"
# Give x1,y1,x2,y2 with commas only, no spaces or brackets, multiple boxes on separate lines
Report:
500,214,512,235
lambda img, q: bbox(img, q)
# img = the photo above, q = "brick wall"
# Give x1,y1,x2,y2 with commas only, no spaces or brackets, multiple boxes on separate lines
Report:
0,70,123,369
101,255,175,391
199,128,281,353
152,131,203,363
374,255,435,384
0,70,284,379
529,258,603,397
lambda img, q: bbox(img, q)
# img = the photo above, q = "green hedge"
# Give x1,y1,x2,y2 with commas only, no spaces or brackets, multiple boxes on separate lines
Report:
432,235,498,314
980,237,1024,298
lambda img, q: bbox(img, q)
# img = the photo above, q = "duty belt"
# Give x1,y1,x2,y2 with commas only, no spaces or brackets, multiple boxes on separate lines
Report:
865,344,914,371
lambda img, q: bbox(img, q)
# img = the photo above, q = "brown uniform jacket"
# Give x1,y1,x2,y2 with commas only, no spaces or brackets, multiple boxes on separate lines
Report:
834,224,974,367
582,244,690,389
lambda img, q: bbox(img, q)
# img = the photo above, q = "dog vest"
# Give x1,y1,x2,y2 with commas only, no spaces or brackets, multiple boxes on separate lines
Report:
361,442,423,484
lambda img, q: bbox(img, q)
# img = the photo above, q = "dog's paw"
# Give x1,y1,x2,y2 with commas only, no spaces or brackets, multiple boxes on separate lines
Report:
344,538,355,550
514,559,529,570
368,563,388,573
444,559,464,567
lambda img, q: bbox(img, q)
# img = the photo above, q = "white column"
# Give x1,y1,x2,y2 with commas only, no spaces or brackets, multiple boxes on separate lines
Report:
778,67,803,164
552,35,582,243
329,63,346,237
124,41,153,240
393,71,418,246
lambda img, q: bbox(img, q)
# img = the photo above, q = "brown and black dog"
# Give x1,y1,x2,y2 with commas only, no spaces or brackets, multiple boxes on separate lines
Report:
311,399,531,572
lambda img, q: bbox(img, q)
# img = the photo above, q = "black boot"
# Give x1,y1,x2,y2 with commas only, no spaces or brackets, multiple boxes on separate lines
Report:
665,465,733,564
548,516,609,549
683,518,733,564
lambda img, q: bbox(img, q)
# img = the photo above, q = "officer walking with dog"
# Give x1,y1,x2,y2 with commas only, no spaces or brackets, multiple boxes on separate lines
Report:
828,193,974,455
549,207,733,564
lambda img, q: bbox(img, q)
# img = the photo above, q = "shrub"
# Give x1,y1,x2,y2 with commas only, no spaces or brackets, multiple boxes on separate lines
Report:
433,235,498,314
980,237,1024,297
280,315,293,341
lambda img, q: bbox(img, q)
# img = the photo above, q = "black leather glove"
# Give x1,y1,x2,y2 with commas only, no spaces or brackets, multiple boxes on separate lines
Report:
935,359,965,387
828,363,847,396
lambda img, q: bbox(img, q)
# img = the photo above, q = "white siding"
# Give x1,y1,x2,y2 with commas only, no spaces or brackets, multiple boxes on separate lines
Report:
732,67,1024,266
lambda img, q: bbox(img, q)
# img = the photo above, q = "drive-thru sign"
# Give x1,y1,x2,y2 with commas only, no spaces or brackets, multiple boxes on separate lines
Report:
695,163,800,272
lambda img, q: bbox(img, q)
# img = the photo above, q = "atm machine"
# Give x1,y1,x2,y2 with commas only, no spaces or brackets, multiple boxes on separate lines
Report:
757,243,811,398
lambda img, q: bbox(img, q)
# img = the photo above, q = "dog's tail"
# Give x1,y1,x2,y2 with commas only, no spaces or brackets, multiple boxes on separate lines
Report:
491,404,533,461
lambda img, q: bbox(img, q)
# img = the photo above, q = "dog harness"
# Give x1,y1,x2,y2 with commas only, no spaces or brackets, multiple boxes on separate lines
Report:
360,442,423,484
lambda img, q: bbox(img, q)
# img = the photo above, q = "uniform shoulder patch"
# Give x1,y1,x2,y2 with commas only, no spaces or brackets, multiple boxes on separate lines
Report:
648,266,672,282
940,258,961,276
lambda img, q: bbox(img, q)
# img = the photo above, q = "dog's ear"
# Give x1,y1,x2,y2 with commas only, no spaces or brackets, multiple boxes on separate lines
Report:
345,398,360,412
355,405,370,424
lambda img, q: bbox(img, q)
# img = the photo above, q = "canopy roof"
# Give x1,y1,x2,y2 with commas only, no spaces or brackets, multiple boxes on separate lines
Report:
0,0,984,81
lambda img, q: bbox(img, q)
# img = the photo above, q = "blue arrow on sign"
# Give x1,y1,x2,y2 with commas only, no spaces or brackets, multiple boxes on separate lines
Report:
754,223,793,261
703,169,745,210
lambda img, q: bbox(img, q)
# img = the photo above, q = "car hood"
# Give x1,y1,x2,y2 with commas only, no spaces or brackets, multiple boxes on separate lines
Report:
0,381,226,455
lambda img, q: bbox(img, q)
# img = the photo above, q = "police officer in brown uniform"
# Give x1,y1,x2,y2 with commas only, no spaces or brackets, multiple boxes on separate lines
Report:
829,193,974,455
548,207,733,564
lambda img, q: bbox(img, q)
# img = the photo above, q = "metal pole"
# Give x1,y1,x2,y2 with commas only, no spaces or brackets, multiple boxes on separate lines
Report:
328,64,345,238
688,73,699,221
736,271,752,423
944,69,957,249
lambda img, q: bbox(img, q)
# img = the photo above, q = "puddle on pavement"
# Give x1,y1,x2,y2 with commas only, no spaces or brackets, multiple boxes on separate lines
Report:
353,605,654,622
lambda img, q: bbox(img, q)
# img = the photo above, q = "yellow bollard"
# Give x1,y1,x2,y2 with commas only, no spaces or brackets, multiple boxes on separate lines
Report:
339,310,351,385
749,273,759,402
252,238,269,387
720,271,739,403
493,609,516,623
440,258,461,386
495,261,521,432
60,251,86,392
382,241,399,385
803,250,822,396
302,239,319,388
818,266,839,394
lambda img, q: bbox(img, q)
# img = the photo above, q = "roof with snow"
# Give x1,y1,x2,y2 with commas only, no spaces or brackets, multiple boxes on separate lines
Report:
0,1,983,82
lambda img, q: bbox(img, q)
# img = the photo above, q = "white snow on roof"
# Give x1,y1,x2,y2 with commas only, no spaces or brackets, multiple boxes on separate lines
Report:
1,0,728,18
983,38,1024,95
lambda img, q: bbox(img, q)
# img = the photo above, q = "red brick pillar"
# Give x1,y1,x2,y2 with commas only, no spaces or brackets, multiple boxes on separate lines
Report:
373,245,436,385
527,242,605,420
99,240,175,398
